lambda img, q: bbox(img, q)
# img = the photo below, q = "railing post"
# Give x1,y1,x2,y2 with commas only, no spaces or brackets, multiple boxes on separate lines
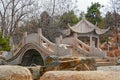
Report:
54,37,60,56
24,32,27,44
74,33,77,39
38,28,42,36
59,35,63,44
97,37,100,48
90,35,94,54
38,28,42,45
10,37,14,57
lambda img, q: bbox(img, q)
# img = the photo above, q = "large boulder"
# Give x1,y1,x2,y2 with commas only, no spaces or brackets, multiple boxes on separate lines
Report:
40,71,120,80
0,65,32,80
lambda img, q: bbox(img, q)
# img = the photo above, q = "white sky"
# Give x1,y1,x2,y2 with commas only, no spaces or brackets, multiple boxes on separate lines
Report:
76,0,110,15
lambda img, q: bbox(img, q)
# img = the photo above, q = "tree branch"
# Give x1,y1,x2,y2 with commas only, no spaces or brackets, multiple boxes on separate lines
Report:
0,11,2,18
0,0,5,11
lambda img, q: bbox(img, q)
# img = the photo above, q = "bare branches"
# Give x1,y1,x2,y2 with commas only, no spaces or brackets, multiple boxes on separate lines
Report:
51,0,56,16
110,0,120,13
41,0,78,16
0,0,38,37
1,0,6,11
108,0,120,48
0,11,2,18
0,0,11,17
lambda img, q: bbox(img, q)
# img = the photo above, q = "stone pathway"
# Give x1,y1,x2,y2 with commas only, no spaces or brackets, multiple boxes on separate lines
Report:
97,66,120,71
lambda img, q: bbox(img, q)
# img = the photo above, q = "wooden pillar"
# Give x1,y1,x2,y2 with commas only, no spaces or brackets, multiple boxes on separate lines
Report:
107,44,110,52
90,35,93,54
90,35,93,48
97,37,100,48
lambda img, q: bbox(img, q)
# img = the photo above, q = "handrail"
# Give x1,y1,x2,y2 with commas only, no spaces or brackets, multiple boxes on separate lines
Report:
77,39,104,52
40,35,55,46
40,35,55,51
76,39,90,52
13,39,24,55
76,39,90,48
76,46,89,54
62,37,90,55
13,33,55,56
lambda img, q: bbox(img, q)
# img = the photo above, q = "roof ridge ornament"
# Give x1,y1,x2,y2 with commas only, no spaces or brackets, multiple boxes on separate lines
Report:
82,13,86,20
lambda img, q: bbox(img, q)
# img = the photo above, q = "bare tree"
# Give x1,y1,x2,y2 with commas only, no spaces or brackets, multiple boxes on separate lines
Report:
0,0,39,37
109,0,120,49
41,0,78,16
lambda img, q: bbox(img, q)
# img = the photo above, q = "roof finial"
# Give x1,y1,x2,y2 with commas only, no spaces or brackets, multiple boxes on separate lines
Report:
81,12,86,19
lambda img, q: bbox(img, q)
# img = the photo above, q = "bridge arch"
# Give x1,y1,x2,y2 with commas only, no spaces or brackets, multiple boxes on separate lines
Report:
20,49,44,66
6,43,52,65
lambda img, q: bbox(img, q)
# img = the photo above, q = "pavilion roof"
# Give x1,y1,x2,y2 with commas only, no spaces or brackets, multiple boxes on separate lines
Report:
68,16,109,35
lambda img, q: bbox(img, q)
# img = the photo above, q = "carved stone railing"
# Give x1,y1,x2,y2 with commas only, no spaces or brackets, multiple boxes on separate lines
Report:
92,47,106,57
13,39,24,56
39,35,55,52
13,28,57,56
54,37,72,57
76,38,90,53
77,38,105,57
13,32,28,55
62,37,89,56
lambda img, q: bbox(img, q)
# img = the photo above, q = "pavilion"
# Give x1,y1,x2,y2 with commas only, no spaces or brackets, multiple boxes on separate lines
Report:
68,15,110,55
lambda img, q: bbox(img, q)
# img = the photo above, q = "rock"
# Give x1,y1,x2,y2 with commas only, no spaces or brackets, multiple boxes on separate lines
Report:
40,71,120,80
0,65,32,80
45,57,96,71
27,66,46,80
0,57,7,65
107,49,120,57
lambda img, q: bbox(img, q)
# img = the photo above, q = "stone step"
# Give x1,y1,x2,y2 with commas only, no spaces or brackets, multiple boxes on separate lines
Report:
96,62,115,66
40,71,120,80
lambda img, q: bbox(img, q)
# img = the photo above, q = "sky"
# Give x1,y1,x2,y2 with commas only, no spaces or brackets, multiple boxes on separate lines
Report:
76,0,110,15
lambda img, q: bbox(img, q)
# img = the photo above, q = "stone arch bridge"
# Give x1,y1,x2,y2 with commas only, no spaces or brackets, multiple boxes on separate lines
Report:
6,29,71,66
6,28,106,66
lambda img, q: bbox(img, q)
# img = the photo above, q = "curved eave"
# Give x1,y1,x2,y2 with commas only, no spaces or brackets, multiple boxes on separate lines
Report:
68,18,96,34
95,27,110,35
69,26,94,34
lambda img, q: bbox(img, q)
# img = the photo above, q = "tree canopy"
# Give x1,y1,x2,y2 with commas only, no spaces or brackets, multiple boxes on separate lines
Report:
59,10,79,29
86,2,102,26
0,32,10,51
